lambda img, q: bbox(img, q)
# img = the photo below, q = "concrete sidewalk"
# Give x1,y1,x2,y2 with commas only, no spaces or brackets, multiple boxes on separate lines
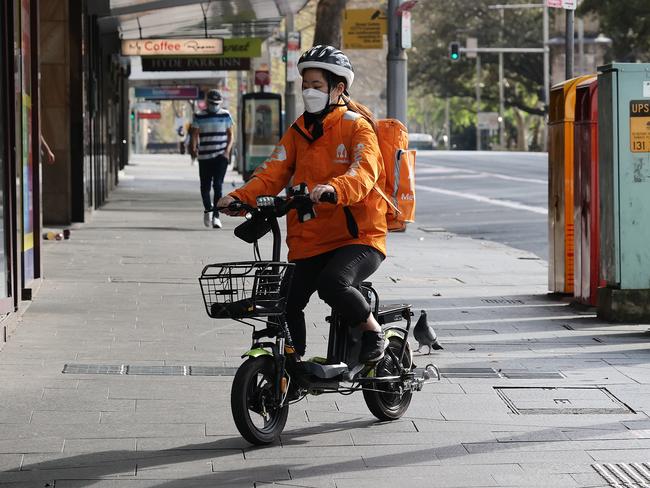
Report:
0,154,648,488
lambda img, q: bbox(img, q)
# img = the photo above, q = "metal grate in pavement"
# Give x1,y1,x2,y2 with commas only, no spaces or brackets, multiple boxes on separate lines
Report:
593,462,650,487
189,366,238,376
500,371,565,379
126,365,188,375
62,364,125,375
438,367,500,378
62,364,239,376
481,298,525,305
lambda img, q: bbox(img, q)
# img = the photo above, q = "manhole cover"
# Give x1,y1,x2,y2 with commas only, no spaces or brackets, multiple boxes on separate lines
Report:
593,462,650,487
495,387,635,415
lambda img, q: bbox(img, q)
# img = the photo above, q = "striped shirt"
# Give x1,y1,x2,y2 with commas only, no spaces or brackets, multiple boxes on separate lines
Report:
191,109,233,160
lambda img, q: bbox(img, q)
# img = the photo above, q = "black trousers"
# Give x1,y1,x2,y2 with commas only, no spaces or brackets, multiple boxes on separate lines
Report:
198,154,229,216
283,244,384,357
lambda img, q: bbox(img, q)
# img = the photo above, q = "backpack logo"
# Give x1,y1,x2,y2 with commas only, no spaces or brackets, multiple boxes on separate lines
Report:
333,144,348,164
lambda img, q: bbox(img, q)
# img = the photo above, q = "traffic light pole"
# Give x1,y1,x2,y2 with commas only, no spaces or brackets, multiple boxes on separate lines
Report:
387,0,408,123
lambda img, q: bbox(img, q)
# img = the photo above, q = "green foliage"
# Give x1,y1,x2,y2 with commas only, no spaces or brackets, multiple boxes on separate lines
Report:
409,0,545,116
579,0,650,62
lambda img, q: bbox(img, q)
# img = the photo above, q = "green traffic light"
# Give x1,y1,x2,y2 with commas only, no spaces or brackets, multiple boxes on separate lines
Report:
451,53,459,60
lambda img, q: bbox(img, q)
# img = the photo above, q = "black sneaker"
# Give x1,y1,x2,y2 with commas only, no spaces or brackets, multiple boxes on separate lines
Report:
359,331,386,364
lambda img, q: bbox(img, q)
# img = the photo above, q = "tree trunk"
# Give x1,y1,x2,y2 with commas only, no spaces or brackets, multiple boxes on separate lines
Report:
313,0,347,47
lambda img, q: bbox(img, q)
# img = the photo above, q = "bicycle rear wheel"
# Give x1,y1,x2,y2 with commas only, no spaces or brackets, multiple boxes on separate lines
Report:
363,336,413,421
231,356,288,445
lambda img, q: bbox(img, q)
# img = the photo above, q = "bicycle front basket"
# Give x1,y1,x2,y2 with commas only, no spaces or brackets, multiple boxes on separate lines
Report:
199,261,294,319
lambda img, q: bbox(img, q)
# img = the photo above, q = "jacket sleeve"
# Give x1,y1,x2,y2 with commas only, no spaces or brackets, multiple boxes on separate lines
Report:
229,130,296,205
328,119,382,206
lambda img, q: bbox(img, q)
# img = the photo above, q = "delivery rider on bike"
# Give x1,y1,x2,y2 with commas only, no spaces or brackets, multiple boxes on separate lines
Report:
218,45,388,364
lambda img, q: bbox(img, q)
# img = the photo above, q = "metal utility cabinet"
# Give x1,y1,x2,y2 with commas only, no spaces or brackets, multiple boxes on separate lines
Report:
548,75,593,294
597,63,650,321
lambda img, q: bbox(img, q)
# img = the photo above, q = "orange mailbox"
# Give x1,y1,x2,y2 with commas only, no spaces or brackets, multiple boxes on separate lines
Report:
574,77,604,306
548,75,593,294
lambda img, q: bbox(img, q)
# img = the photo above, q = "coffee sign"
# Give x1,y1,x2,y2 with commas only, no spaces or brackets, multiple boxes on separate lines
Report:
121,38,223,56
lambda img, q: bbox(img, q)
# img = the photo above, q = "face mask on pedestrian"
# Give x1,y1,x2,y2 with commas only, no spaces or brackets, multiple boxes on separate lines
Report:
207,101,221,113
302,88,338,114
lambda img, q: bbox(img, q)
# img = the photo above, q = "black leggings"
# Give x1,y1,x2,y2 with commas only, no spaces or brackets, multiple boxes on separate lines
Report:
283,244,384,357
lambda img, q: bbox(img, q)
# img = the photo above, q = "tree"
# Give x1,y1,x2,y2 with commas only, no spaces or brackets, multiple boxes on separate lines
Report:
313,0,347,47
579,0,650,62
408,0,548,149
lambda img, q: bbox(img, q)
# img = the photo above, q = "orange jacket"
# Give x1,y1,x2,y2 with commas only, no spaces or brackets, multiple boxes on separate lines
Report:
230,106,387,261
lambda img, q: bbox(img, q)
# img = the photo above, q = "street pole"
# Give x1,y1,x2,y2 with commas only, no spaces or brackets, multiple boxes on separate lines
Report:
578,17,584,75
387,0,408,123
476,54,482,151
445,97,451,150
284,13,296,131
543,5,550,150
498,8,505,149
565,8,574,79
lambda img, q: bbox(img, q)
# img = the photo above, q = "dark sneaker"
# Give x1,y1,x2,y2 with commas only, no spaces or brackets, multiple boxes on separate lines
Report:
359,331,386,364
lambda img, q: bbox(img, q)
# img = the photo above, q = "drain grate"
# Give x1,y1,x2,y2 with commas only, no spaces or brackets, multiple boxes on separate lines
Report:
62,364,125,375
62,364,238,376
438,367,500,378
481,298,524,305
593,462,650,487
500,371,565,379
127,365,188,376
495,387,635,415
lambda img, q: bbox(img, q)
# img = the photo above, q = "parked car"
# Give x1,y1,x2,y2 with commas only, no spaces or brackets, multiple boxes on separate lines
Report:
408,133,435,150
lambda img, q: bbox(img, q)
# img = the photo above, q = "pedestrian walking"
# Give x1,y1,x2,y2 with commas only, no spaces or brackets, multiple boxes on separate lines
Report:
190,89,233,229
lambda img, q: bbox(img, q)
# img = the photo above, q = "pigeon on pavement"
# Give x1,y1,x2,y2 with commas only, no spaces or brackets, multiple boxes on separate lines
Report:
413,310,443,354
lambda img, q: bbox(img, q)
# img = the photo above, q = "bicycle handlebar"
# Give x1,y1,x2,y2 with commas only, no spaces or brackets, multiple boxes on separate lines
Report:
217,191,337,215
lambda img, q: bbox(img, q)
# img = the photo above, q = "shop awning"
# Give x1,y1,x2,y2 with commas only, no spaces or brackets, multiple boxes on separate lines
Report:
99,0,307,39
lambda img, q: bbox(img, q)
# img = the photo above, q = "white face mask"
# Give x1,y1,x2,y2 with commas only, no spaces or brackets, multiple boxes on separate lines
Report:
208,102,221,113
302,88,331,114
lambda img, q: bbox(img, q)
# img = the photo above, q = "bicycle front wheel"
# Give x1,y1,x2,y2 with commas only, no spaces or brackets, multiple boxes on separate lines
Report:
231,356,288,445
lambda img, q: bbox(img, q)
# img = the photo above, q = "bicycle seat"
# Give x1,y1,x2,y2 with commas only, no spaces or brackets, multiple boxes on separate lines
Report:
298,361,348,379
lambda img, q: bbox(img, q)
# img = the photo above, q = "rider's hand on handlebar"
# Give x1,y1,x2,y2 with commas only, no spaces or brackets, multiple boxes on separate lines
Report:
217,195,241,216
310,184,336,204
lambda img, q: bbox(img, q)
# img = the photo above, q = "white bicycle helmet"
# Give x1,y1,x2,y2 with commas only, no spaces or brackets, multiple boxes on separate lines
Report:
297,45,355,89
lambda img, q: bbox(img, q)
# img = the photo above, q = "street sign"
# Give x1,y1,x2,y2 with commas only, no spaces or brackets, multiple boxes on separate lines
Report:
477,112,500,130
286,32,301,82
401,11,412,49
342,9,387,49
254,70,270,86
546,0,576,10
134,87,199,100
121,38,223,56
137,112,161,120
221,38,262,58
141,57,250,71
466,37,477,59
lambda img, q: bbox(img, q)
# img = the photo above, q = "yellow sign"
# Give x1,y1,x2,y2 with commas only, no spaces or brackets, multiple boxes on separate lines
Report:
630,100,650,153
342,9,387,50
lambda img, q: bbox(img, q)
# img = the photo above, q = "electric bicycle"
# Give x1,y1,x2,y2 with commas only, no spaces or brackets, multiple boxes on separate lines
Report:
199,186,439,445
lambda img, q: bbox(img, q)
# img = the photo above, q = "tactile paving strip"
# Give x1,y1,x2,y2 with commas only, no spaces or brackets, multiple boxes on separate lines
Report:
593,462,650,487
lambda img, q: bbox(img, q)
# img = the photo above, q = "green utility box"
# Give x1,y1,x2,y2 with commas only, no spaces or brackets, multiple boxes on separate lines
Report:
597,63,650,321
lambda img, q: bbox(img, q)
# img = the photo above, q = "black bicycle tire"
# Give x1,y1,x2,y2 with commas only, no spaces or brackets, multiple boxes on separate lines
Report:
363,337,413,421
231,356,289,445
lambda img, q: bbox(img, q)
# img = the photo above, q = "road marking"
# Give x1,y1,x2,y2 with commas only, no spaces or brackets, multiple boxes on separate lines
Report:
418,163,547,184
416,184,548,215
